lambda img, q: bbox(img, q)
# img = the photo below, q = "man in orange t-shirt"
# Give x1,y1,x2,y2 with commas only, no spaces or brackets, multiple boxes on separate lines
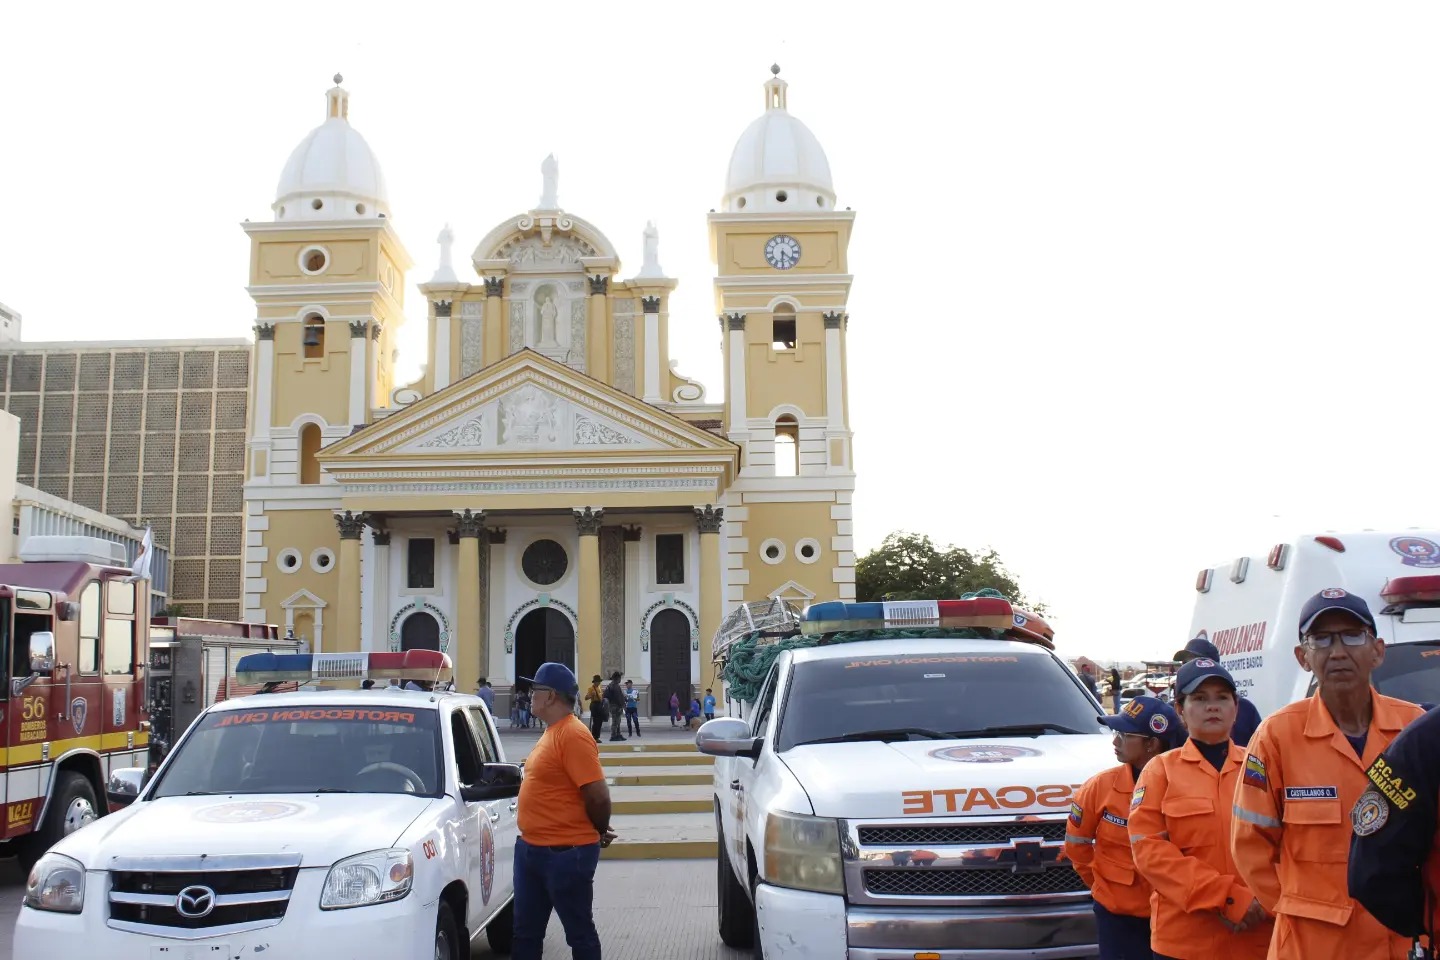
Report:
514,662,615,960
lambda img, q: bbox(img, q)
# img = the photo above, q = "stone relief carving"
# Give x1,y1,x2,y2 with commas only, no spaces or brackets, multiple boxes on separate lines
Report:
613,314,635,395
500,384,559,444
460,316,484,377
567,280,584,293
461,301,483,318
511,281,531,295
569,300,587,371
508,301,525,353
419,417,485,448
574,416,639,445
497,236,596,268
600,526,624,675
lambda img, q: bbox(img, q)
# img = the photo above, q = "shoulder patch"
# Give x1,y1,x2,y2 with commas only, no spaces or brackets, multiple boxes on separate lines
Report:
1244,754,1268,789
1131,786,1146,810
1069,801,1083,826
1284,786,1339,801
1366,756,1419,811
1352,788,1390,837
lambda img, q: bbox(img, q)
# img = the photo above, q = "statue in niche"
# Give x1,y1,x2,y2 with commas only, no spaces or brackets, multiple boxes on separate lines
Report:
537,294,560,349
539,154,559,210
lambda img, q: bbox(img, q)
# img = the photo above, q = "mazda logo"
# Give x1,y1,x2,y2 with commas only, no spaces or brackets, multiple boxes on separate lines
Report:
175,884,216,918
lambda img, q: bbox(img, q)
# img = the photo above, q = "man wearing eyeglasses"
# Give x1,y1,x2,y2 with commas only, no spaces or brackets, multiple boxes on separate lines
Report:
1231,588,1424,960
512,662,617,960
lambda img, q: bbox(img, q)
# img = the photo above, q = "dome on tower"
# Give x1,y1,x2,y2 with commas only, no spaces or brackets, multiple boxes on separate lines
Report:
273,76,390,222
722,66,835,214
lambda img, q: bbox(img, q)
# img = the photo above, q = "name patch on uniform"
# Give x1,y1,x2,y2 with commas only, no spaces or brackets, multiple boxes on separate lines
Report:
1243,754,1268,789
1102,811,1128,827
1069,802,1083,826
1131,786,1145,810
1366,757,1419,811
1285,786,1339,801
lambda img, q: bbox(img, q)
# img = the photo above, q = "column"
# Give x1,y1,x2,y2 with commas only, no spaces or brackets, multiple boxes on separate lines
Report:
335,511,366,654
641,296,661,403
486,527,508,682
453,509,483,691
622,525,643,684
483,276,506,365
252,323,274,480
695,506,724,705
587,275,610,383
432,301,452,391
575,507,604,687
725,314,747,432
348,321,369,427
370,527,391,652
823,312,846,432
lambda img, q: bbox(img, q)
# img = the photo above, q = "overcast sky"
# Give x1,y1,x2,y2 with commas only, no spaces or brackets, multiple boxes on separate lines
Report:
4,2,1439,662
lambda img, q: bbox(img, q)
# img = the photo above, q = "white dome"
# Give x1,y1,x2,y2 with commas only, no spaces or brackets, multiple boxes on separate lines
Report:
273,77,390,222
723,70,835,214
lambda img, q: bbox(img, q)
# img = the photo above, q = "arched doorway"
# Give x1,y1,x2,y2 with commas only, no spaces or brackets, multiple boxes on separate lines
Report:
400,611,441,652
649,610,692,715
515,608,575,686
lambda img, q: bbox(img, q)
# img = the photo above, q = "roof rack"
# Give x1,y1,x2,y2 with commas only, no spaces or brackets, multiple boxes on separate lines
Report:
712,598,803,661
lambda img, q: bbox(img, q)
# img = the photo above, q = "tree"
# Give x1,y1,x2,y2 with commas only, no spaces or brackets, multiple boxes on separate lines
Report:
855,532,1044,613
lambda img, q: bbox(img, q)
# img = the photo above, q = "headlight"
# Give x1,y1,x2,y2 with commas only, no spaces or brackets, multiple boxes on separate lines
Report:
320,849,413,910
763,810,843,894
24,853,85,914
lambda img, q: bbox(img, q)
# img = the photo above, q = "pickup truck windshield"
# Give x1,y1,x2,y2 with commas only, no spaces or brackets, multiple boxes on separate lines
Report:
150,705,443,798
776,650,1102,752
1307,639,1440,707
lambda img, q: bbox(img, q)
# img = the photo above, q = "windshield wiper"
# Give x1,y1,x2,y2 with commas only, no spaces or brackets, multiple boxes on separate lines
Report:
793,727,952,746
184,791,221,796
313,788,354,793
946,723,1086,738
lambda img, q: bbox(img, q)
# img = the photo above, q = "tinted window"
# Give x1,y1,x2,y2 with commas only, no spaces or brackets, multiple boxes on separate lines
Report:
1333,639,1440,706
466,706,498,762
775,649,1102,751
407,538,435,590
655,534,684,585
151,705,442,798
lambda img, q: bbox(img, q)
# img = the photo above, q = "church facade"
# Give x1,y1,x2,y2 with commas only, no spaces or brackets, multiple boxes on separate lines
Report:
241,69,857,710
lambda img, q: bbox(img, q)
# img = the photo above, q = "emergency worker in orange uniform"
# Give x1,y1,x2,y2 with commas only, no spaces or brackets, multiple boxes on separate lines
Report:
1231,587,1424,959
1067,695,1184,959
1130,658,1273,959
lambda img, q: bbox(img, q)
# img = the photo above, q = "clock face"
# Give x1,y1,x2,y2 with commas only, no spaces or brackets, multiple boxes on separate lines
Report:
764,235,802,270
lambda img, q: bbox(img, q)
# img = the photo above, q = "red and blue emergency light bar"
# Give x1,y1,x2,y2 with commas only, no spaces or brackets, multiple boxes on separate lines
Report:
1380,575,1440,610
234,650,453,685
800,599,1055,647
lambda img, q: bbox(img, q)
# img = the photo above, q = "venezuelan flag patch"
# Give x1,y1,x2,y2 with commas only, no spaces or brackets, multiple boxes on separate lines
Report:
1130,786,1146,810
1244,754,1268,789
1069,801,1083,826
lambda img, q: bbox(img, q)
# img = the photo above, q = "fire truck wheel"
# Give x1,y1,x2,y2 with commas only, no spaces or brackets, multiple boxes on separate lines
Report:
36,772,99,853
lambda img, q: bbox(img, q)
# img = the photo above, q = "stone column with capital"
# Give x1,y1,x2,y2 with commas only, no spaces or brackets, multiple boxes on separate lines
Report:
370,527,391,651
587,274,610,384
335,511,366,653
453,509,484,691
348,321,370,427
252,324,275,480
486,528,508,683
695,505,724,705
575,508,604,687
641,296,662,403
483,276,506,365
622,525,644,700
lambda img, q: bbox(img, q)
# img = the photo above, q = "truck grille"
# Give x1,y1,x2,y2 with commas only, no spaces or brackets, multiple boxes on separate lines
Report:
106,855,300,936
864,864,1088,897
857,822,1067,846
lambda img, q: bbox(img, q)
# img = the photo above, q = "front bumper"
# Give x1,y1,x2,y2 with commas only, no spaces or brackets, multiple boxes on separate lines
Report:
13,869,437,960
755,883,1098,959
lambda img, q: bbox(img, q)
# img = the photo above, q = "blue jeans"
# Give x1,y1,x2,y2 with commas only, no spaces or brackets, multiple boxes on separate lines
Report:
513,837,601,960
1092,901,1151,960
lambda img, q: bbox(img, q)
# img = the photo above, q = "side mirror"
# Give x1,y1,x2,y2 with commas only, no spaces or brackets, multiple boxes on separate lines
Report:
106,767,145,811
460,762,523,802
696,717,761,760
28,631,55,677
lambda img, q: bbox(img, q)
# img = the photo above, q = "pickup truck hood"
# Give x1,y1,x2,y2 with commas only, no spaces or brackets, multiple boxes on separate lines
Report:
782,735,1115,819
55,794,438,869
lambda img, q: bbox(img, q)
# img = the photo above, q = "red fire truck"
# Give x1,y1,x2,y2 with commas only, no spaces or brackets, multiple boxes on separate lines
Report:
0,535,278,867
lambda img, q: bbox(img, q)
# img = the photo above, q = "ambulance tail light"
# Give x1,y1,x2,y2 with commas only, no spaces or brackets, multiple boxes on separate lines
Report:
1380,575,1440,611
1268,544,1289,571
1314,536,1346,553
235,650,452,685
1195,569,1213,593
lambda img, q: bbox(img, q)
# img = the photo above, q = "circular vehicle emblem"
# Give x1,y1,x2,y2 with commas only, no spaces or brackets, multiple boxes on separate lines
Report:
1351,788,1389,837
930,744,1042,764
478,811,496,905
175,884,216,918
1320,588,1348,599
1191,658,1217,669
1391,537,1440,568
195,801,305,824
1149,714,1170,734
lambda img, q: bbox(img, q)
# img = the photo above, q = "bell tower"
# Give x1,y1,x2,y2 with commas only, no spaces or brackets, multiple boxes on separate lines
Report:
709,66,857,608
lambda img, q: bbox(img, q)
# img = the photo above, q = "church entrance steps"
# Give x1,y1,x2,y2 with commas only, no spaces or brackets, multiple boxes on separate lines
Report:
611,782,713,815
598,740,700,754
600,752,712,767
605,770,713,786
600,811,717,861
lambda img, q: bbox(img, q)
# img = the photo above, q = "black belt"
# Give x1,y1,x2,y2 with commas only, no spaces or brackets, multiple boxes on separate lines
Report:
526,841,580,851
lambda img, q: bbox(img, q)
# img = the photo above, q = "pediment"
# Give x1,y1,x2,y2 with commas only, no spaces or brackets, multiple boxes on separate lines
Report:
321,350,734,463
281,589,327,609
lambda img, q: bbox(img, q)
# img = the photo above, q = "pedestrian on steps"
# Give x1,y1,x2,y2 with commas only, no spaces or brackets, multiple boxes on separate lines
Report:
585,675,607,743
604,671,627,742
623,680,641,737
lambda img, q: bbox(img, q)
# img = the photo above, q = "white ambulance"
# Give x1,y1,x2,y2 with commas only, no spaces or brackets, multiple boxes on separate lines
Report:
697,597,1115,959
1188,530,1440,718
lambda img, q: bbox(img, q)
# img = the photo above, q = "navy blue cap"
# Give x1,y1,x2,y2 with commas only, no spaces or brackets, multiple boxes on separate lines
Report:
519,662,579,698
1100,695,1182,746
1173,636,1221,662
1298,588,1376,638
1176,657,1237,696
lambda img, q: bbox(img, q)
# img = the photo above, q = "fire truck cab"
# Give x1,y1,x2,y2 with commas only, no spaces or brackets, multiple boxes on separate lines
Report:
0,535,154,867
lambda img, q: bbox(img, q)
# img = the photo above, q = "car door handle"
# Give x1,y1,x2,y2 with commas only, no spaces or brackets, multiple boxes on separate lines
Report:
508,803,518,813
489,811,501,824
730,779,743,792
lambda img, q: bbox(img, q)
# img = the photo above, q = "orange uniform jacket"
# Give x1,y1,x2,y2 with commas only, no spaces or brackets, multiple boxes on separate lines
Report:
1066,763,1152,918
1130,740,1273,959
1230,690,1423,960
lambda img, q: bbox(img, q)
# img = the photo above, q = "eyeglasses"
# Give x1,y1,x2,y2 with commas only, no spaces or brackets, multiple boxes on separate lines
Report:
1301,630,1373,650
1111,731,1153,743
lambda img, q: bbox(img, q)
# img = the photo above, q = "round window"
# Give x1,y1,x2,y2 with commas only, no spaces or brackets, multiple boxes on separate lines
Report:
311,548,335,573
305,250,327,272
796,539,821,564
522,539,569,585
760,539,786,565
277,548,302,573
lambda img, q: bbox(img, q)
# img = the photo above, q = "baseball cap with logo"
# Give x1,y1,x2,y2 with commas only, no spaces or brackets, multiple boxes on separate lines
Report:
1100,695,1183,748
520,662,580,698
1172,636,1221,663
1176,657,1237,696
1298,587,1377,638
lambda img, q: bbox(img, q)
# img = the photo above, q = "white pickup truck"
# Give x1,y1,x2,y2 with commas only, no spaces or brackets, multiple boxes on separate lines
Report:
15,650,519,960
698,598,1114,959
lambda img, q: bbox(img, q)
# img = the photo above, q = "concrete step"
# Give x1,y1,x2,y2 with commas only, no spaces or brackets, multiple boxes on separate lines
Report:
601,811,717,861
600,752,712,767
611,782,714,815
598,740,699,754
606,770,714,787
